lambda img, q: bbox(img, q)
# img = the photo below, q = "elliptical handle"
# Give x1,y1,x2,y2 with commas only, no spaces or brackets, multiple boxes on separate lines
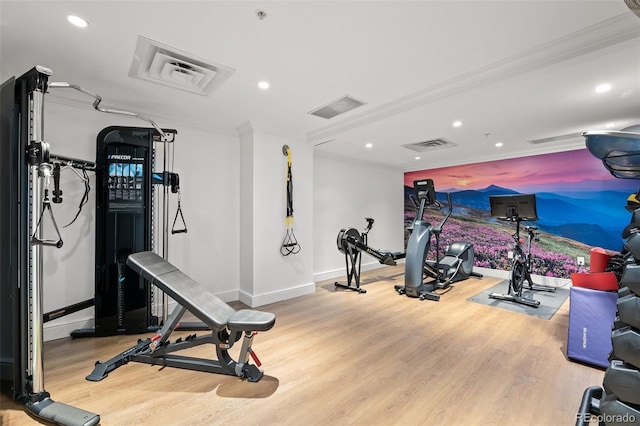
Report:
437,193,453,229
409,194,419,210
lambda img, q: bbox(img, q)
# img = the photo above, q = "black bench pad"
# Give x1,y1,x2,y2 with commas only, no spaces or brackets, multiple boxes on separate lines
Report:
127,251,275,332
229,310,275,332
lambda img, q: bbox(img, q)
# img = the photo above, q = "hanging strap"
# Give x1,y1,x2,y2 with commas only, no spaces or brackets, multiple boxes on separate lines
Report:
280,145,300,256
63,166,91,228
171,190,188,234
52,163,63,203
285,149,294,219
31,189,64,248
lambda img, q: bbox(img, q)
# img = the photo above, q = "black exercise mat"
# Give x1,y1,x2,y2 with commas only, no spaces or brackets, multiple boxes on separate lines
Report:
467,280,570,320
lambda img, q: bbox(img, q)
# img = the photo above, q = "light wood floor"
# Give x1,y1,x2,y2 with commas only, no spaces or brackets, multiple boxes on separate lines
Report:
1,268,604,425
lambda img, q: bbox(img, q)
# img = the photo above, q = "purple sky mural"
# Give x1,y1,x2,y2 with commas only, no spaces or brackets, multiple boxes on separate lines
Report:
403,148,640,277
405,148,639,194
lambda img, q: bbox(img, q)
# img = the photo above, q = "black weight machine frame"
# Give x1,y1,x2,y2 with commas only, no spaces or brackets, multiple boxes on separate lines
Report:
2,65,182,425
1,66,101,426
334,218,406,293
68,127,195,338
488,194,556,308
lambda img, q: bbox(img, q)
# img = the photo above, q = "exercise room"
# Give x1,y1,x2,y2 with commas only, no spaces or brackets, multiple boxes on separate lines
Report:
2,1,640,425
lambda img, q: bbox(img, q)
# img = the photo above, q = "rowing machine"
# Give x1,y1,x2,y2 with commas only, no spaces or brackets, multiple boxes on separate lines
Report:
335,218,405,293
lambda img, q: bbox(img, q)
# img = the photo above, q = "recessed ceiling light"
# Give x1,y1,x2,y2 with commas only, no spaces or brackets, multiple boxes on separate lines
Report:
495,142,503,147
415,156,421,160
365,143,373,148
258,81,270,90
452,121,462,128
604,122,616,128
595,83,611,93
67,15,88,28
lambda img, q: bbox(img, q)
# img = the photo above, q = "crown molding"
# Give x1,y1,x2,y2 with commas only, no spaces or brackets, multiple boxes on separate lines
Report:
306,12,640,144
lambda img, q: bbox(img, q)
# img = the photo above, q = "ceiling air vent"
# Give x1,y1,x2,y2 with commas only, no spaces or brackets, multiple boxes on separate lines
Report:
129,36,235,96
402,138,457,152
308,95,366,119
528,132,583,144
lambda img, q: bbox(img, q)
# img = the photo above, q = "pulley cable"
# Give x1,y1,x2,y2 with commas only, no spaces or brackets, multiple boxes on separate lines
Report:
63,166,90,228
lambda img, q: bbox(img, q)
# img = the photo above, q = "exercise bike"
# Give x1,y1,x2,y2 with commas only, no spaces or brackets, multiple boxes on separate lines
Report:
395,179,480,301
488,194,556,308
335,218,405,293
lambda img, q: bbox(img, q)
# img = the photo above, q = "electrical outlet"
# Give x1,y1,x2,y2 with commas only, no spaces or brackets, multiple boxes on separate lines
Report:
577,256,585,266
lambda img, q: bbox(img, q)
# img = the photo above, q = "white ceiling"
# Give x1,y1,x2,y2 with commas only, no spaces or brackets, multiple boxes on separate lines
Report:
1,1,639,171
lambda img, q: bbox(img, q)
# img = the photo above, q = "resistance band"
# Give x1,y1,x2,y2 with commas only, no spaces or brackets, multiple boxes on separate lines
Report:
280,145,300,256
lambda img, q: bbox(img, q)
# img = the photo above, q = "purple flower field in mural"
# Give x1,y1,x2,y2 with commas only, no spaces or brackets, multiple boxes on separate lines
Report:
408,206,590,279
403,148,639,279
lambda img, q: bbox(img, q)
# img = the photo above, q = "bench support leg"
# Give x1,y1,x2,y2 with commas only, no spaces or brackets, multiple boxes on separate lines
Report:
235,331,264,382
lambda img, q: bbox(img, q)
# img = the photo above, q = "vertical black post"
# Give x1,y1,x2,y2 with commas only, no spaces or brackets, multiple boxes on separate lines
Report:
1,67,100,424
0,75,18,397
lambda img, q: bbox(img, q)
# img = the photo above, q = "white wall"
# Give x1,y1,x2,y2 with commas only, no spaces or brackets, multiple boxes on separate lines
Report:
313,152,405,282
37,101,397,340
238,124,254,297
41,101,240,340
238,124,315,307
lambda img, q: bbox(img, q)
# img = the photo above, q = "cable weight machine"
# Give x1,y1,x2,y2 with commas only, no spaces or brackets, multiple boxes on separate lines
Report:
1,66,100,426
1,65,190,423
71,125,190,337
46,80,187,335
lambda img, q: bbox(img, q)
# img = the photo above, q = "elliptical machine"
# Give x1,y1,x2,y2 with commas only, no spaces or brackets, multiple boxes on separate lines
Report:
395,179,480,301
424,195,481,289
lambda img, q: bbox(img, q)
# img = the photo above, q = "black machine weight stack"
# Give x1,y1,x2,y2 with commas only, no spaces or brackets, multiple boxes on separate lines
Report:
72,126,177,337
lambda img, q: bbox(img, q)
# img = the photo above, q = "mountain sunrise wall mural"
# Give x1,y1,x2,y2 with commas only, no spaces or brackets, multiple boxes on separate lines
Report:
404,148,639,279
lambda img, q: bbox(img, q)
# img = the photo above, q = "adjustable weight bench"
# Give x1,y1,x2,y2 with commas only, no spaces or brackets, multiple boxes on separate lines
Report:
86,251,276,383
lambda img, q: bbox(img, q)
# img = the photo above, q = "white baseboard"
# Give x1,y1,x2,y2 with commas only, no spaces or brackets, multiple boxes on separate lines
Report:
313,261,389,282
42,290,241,342
475,266,509,279
215,290,240,303
474,266,572,288
239,282,316,308
315,265,571,289
44,317,94,342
